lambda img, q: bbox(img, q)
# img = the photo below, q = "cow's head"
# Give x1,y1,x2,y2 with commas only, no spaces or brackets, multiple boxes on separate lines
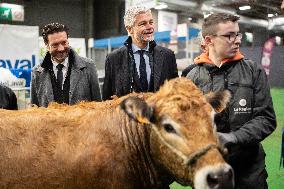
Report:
120,78,234,189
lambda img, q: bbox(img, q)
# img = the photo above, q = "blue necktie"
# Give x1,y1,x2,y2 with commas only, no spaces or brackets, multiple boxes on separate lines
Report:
138,50,148,91
56,64,64,89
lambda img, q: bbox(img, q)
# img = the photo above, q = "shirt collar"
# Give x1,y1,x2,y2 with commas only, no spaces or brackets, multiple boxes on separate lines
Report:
51,56,69,69
132,43,149,53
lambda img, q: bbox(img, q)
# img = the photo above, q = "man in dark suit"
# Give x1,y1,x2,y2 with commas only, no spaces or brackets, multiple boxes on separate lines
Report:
102,6,178,100
31,23,101,107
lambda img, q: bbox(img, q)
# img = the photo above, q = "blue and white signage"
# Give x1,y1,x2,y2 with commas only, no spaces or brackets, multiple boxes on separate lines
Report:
0,24,39,70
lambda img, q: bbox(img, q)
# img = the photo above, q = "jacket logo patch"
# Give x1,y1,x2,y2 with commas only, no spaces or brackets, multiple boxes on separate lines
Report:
239,99,247,106
234,99,250,114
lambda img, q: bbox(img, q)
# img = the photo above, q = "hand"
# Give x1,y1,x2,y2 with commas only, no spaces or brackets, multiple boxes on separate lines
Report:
217,132,238,147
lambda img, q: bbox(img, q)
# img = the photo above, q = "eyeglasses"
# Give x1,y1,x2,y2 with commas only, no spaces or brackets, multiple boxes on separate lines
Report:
213,32,243,42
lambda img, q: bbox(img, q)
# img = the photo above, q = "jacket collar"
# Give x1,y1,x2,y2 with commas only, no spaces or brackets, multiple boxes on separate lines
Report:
40,48,86,71
123,36,163,92
194,51,244,66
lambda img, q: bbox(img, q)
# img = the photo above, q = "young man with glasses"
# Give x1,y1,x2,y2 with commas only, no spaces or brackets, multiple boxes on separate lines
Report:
31,23,101,107
185,13,276,189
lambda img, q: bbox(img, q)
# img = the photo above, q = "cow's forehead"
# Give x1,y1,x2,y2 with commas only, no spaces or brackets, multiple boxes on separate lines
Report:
154,101,214,131
148,78,206,106
146,78,215,128
154,95,210,112
149,80,212,115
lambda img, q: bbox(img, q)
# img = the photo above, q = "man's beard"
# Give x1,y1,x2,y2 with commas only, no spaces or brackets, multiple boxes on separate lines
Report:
51,47,70,62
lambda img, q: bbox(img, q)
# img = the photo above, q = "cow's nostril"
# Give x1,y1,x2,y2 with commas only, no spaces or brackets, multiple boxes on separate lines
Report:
207,172,219,188
226,167,234,180
223,167,234,189
206,167,234,189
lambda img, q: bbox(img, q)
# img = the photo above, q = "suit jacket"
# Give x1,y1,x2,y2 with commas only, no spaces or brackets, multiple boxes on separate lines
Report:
0,84,18,110
31,49,101,107
102,37,178,100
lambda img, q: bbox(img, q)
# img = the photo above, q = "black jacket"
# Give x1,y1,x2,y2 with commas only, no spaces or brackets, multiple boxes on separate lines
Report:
102,37,178,100
0,84,18,110
186,56,276,171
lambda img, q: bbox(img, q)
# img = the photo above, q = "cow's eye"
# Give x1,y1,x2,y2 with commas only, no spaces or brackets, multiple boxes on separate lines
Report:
163,123,176,134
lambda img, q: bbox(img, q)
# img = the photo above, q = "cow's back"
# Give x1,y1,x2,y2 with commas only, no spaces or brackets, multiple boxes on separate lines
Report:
0,107,140,189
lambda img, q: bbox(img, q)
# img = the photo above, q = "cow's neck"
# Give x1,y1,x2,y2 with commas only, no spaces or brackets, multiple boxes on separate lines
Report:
119,114,172,188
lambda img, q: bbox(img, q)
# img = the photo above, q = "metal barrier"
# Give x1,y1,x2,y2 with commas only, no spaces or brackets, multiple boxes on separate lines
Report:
12,87,31,110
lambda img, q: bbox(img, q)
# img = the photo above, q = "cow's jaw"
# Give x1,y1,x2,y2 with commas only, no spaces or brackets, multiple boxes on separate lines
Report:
194,164,234,189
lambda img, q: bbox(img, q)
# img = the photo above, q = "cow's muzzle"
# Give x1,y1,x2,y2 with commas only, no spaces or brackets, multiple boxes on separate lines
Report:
206,166,234,189
194,164,234,189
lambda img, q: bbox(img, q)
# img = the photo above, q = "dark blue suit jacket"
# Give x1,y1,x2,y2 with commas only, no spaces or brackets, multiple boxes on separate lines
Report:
103,37,178,100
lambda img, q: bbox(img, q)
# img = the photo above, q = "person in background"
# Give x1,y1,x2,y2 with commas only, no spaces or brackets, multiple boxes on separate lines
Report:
31,23,101,107
185,13,276,189
0,84,18,110
102,6,178,100
181,32,206,77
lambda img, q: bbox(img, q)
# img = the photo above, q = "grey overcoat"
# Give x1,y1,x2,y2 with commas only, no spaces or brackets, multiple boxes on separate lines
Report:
31,49,101,107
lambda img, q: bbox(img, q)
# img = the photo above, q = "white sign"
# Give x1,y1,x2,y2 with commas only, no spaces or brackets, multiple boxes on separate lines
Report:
12,7,24,21
0,24,39,70
39,38,87,63
0,3,24,21
125,0,157,9
177,23,188,37
158,10,177,32
0,68,25,88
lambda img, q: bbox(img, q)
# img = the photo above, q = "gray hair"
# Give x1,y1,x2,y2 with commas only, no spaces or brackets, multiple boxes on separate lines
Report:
124,6,151,28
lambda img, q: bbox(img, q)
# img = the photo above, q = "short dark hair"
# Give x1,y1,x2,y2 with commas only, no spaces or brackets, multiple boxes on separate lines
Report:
202,13,240,38
42,23,69,44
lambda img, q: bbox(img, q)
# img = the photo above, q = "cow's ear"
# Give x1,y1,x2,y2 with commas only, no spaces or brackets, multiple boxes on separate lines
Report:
120,96,154,125
205,90,231,113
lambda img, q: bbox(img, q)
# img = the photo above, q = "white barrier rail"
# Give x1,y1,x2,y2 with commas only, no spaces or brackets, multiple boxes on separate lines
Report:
12,87,30,110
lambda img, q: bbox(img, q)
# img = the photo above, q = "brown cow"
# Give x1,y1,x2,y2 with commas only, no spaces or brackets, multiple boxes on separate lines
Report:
0,78,233,189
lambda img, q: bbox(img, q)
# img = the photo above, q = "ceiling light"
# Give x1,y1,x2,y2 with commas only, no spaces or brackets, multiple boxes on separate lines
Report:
239,5,251,11
275,36,281,45
245,32,253,43
203,12,213,18
155,3,168,10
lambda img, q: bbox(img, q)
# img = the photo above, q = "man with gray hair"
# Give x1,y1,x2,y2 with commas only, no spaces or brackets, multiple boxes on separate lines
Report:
102,6,178,100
